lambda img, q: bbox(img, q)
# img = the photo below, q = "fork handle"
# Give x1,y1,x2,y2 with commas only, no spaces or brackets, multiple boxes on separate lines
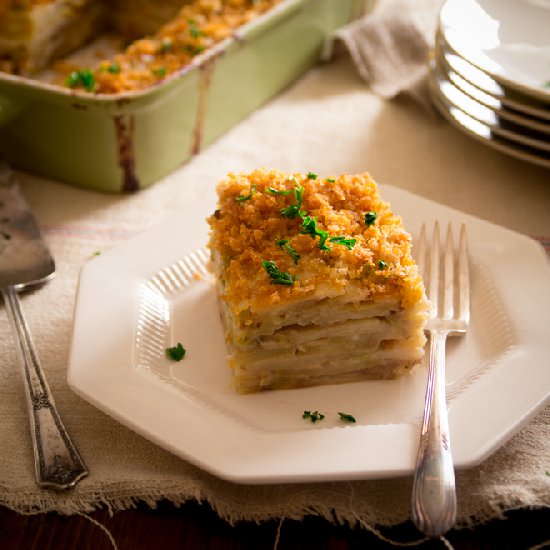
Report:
2,286,88,490
411,329,457,537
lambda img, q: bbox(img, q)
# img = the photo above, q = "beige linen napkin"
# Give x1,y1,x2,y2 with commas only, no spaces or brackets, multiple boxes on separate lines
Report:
324,0,442,110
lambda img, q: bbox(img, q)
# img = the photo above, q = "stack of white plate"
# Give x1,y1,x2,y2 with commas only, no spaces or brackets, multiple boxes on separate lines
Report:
429,0,550,169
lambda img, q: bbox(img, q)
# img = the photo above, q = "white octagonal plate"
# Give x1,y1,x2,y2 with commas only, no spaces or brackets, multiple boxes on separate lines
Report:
67,185,550,484
439,0,550,102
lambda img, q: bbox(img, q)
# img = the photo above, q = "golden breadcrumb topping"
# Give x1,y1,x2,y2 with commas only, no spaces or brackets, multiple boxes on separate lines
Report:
208,169,425,314
63,0,281,94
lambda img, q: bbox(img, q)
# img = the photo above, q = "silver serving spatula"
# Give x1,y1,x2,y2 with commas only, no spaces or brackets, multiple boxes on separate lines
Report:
0,164,88,490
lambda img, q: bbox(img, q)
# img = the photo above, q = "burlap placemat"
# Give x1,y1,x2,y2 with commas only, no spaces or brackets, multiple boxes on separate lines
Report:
1,56,549,533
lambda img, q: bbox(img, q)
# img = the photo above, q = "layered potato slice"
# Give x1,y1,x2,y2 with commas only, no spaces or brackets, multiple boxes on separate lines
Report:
207,169,429,394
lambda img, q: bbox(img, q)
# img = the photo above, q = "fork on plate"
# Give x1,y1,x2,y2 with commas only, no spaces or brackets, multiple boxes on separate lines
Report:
411,222,470,537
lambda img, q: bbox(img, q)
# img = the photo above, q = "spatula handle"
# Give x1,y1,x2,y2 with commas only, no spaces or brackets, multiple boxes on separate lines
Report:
2,286,88,490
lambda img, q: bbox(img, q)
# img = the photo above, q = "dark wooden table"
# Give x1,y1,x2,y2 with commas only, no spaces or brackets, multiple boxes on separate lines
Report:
1,501,548,549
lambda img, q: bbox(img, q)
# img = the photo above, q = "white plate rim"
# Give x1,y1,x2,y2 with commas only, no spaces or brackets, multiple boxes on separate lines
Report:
433,47,550,135
428,73,550,169
428,62,550,153
439,0,550,103
435,33,550,122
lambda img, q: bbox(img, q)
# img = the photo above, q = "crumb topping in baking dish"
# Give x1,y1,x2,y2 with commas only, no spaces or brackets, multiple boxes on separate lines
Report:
85,0,281,94
0,0,281,93
64,0,281,93
207,169,425,313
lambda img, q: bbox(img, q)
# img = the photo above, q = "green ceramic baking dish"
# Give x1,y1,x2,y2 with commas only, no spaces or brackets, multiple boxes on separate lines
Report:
0,0,365,193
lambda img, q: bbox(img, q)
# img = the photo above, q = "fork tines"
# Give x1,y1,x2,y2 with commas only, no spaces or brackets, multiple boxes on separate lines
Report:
416,222,470,332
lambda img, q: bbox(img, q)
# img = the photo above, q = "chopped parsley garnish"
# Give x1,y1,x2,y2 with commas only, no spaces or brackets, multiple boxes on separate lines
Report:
326,177,335,183
262,260,295,285
185,44,205,55
280,203,302,218
236,185,256,203
302,410,325,423
190,26,204,38
284,243,300,264
301,215,329,250
106,63,120,74
275,239,301,264
66,69,95,92
377,259,388,270
364,211,377,226
166,343,186,361
159,37,173,53
338,412,356,423
280,183,305,219
270,176,355,255
152,66,167,77
276,238,300,263
329,236,356,250
544,81,550,88
266,187,292,196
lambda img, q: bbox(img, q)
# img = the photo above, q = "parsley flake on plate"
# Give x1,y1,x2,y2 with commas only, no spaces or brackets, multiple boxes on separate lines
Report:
338,412,357,423
166,343,186,361
302,410,325,423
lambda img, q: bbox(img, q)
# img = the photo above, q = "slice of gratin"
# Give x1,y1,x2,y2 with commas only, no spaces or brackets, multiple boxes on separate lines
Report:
0,0,104,75
207,169,429,394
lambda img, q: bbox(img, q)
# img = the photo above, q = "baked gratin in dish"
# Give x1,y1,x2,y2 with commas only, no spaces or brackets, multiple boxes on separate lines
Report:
0,0,280,92
208,169,430,394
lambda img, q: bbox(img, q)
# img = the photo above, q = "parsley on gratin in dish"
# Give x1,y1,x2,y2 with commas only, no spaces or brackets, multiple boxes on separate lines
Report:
0,0,281,93
207,169,429,394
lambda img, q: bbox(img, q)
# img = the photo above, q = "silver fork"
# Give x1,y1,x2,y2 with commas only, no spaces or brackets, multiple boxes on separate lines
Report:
411,222,470,537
